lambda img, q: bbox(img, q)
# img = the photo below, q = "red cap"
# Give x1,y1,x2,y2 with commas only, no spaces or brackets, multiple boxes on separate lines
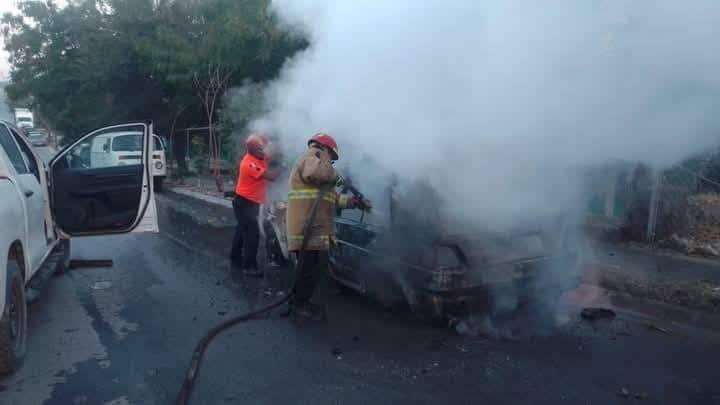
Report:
246,133,269,150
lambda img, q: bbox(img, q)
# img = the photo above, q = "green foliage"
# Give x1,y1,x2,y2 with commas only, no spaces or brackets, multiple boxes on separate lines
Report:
1,0,306,147
189,135,209,174
218,81,268,159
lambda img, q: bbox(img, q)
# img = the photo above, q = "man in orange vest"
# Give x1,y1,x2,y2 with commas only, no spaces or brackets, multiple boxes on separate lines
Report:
231,133,279,276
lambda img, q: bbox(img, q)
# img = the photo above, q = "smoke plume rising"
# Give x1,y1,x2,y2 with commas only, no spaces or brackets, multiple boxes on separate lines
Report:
248,0,720,232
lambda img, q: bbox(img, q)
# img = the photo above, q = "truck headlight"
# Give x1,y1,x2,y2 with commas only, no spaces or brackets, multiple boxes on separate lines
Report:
155,161,163,170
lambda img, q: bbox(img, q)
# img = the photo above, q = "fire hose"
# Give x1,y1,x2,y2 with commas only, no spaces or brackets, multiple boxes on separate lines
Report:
175,187,330,405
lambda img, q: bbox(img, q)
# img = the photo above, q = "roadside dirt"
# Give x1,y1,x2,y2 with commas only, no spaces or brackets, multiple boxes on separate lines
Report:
584,264,720,314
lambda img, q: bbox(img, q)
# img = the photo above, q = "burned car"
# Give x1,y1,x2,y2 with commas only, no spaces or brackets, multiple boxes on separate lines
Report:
263,180,581,322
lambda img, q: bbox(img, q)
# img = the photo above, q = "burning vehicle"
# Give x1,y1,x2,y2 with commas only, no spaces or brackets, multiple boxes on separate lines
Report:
264,178,581,322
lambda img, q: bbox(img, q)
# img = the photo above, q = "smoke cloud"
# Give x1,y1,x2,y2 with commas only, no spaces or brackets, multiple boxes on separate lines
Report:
251,0,720,231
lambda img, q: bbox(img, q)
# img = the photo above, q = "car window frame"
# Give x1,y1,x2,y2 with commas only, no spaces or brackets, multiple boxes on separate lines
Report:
9,127,41,182
0,123,30,175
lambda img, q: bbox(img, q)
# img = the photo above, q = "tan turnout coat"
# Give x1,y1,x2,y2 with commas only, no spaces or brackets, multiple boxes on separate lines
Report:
286,145,350,251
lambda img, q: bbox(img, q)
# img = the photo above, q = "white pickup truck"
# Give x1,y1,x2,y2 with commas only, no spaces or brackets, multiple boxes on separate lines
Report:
0,120,158,375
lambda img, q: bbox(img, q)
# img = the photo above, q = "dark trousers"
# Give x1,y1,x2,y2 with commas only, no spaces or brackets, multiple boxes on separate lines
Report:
292,250,329,304
230,195,260,269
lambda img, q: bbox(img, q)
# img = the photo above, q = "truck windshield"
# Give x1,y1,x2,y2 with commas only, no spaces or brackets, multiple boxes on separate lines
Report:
112,134,142,152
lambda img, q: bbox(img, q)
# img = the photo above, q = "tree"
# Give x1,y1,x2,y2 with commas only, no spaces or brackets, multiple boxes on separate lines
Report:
140,0,306,184
2,0,306,168
2,0,162,141
194,63,232,177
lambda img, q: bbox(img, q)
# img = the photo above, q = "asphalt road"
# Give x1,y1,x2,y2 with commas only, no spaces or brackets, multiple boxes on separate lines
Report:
1,191,719,404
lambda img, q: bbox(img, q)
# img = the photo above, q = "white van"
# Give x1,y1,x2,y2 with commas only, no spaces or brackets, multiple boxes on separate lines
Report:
90,131,167,191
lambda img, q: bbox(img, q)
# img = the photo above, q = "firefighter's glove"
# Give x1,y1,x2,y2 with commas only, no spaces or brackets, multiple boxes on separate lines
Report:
350,196,372,211
335,175,345,187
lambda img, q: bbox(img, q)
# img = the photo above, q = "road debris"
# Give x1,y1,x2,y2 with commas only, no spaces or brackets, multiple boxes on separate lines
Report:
634,392,648,400
449,318,480,337
331,347,343,359
646,323,670,334
580,307,616,321
421,362,440,374
91,281,113,290
618,387,630,398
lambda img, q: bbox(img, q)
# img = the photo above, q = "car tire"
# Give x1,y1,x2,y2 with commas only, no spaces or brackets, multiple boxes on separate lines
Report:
154,176,164,193
0,260,28,375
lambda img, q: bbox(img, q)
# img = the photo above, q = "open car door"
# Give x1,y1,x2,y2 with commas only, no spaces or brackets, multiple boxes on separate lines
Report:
48,122,158,237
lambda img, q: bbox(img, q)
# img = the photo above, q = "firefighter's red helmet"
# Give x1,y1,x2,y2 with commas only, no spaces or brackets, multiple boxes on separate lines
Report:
308,133,339,160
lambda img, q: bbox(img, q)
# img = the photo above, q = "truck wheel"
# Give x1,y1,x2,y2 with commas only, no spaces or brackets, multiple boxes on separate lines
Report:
0,260,27,375
153,177,164,193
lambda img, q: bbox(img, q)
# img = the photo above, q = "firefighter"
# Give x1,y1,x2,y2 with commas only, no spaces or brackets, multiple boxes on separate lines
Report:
287,133,370,320
231,133,279,276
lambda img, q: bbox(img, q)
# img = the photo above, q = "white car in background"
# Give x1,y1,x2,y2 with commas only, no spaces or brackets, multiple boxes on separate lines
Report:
151,134,167,191
26,130,49,147
0,120,158,375
89,131,167,191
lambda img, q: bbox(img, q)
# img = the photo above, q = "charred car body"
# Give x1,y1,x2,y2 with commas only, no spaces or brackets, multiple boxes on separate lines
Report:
264,179,581,322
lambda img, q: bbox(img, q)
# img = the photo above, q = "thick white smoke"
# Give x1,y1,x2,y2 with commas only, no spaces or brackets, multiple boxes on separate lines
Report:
252,0,720,231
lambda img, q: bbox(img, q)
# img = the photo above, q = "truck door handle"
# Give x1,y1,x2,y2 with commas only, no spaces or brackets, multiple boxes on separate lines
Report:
24,190,34,198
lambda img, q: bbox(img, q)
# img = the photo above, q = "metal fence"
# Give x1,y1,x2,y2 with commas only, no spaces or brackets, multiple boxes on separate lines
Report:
166,126,238,175
584,158,720,243
647,161,720,242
